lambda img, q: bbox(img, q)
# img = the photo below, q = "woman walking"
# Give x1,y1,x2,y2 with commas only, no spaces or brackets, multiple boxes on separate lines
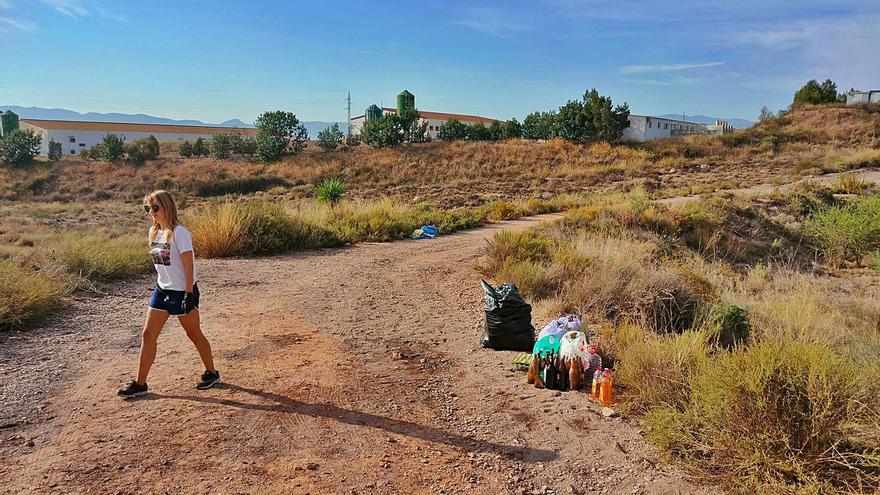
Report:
118,190,219,398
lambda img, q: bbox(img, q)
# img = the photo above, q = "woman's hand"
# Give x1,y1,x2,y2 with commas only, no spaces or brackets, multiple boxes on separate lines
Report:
182,292,197,314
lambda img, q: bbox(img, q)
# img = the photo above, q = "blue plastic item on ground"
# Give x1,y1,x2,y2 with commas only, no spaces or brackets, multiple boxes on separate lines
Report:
411,225,438,239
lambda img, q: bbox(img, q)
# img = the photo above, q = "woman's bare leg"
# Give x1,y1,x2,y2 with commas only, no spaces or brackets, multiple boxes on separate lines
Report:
178,309,216,372
136,308,170,384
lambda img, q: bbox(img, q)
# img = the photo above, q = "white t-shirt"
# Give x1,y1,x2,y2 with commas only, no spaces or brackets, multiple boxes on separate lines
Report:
149,225,197,291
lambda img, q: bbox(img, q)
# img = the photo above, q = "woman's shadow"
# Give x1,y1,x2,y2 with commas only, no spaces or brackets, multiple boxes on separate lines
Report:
149,383,557,463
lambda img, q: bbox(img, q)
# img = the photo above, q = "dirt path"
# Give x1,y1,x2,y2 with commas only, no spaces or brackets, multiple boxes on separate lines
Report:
1,214,717,495
658,167,880,206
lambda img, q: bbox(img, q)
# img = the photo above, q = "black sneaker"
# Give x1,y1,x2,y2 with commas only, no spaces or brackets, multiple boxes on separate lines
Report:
196,370,220,390
117,381,148,398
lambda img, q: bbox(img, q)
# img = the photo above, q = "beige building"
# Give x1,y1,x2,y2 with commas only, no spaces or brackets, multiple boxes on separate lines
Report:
20,119,258,156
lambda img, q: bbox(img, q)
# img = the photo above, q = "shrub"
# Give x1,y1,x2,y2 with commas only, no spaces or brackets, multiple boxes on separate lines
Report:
438,119,469,141
186,203,248,258
361,114,403,149
0,259,69,331
192,137,209,157
179,140,193,157
317,123,344,151
1,129,42,165
80,143,107,161
315,178,346,205
806,195,880,263
658,340,879,493
48,139,62,161
102,133,125,161
703,302,750,350
759,134,779,152
344,133,361,148
124,136,160,164
230,134,256,156
212,134,232,159
483,229,554,275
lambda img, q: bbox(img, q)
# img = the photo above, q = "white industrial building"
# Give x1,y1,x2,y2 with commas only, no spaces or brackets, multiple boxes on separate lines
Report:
20,119,258,156
846,90,880,105
349,107,496,140
622,115,708,142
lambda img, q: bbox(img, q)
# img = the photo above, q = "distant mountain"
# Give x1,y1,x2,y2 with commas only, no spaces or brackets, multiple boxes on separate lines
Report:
0,106,350,137
658,114,755,129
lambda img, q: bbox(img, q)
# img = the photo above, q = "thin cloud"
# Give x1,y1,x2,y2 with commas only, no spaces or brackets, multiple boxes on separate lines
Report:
0,1,12,10
0,16,36,30
94,5,127,22
39,0,89,19
620,61,724,74
453,7,534,38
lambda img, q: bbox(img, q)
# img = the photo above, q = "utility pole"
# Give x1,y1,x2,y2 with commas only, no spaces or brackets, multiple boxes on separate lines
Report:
346,92,352,137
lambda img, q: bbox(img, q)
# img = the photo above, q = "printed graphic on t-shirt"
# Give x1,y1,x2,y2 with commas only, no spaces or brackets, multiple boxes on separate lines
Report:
149,242,171,266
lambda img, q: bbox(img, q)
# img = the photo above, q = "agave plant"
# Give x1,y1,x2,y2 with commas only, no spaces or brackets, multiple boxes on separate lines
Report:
316,178,346,206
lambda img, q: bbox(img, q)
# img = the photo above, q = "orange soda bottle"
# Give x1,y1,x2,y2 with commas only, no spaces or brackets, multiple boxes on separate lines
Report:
600,368,613,406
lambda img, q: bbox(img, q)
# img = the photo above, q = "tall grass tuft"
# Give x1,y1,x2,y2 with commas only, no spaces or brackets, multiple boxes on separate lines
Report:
0,260,69,331
806,195,880,264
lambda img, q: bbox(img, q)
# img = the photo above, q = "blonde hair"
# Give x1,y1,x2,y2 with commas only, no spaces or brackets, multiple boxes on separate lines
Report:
144,190,181,243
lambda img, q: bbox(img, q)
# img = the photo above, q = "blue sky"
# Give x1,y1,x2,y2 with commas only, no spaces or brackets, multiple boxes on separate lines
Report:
1,0,878,123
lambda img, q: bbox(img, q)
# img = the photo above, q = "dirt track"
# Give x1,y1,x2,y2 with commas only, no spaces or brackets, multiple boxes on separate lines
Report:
0,214,722,495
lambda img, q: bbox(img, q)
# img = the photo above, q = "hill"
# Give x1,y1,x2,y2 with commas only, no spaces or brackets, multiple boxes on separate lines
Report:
659,113,754,128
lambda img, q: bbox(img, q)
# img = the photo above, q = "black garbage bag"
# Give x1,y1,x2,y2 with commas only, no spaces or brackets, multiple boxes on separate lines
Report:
480,280,535,351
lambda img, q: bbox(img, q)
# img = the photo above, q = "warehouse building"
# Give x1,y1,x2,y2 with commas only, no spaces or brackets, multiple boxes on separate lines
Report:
349,90,497,140
623,115,708,142
20,119,258,156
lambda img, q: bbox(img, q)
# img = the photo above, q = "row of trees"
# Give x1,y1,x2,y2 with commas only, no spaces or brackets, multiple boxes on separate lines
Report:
359,109,430,149
81,134,160,164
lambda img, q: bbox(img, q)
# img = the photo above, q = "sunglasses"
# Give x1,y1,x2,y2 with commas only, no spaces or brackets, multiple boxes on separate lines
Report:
143,204,160,213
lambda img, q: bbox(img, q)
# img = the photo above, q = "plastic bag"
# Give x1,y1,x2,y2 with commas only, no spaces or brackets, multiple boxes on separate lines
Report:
537,314,582,340
558,330,589,368
480,280,535,351
532,334,561,356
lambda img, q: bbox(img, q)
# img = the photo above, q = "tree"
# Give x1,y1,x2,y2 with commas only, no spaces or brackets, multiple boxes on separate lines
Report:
230,134,256,156
124,136,160,164
0,129,41,165
179,140,193,157
488,121,504,141
102,133,125,161
553,99,589,141
344,132,361,148
501,118,522,140
522,111,555,140
317,123,344,151
793,79,842,107
438,119,469,141
397,109,429,143
255,110,308,161
361,114,404,148
192,137,209,157
758,106,775,122
212,134,232,159
466,123,492,141
582,88,630,142
48,139,62,161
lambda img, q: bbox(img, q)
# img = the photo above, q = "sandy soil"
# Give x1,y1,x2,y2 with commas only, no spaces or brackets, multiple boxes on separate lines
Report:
0,214,722,495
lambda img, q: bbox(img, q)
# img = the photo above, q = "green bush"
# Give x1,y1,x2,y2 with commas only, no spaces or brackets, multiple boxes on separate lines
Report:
212,134,232,159
483,229,554,275
317,123,344,151
53,235,151,284
759,134,779,152
787,182,836,216
179,140,193,157
102,133,125,161
806,195,880,263
704,302,750,350
230,134,256,156
315,178,346,205
192,137,209,157
240,203,332,255
124,136,160,164
48,139,62,161
81,143,107,161
1,129,42,165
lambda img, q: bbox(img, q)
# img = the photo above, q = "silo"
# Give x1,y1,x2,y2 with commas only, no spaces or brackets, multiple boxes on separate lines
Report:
396,90,415,114
365,104,383,121
0,111,19,138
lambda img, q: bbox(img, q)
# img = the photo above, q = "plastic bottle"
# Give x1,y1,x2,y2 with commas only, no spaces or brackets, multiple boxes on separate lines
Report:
587,345,602,373
591,368,603,400
600,368,613,406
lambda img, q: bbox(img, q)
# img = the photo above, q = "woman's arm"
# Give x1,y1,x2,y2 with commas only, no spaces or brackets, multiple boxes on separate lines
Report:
181,251,195,293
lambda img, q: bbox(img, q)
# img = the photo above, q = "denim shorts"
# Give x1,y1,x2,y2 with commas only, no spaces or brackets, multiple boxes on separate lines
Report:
149,284,200,316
